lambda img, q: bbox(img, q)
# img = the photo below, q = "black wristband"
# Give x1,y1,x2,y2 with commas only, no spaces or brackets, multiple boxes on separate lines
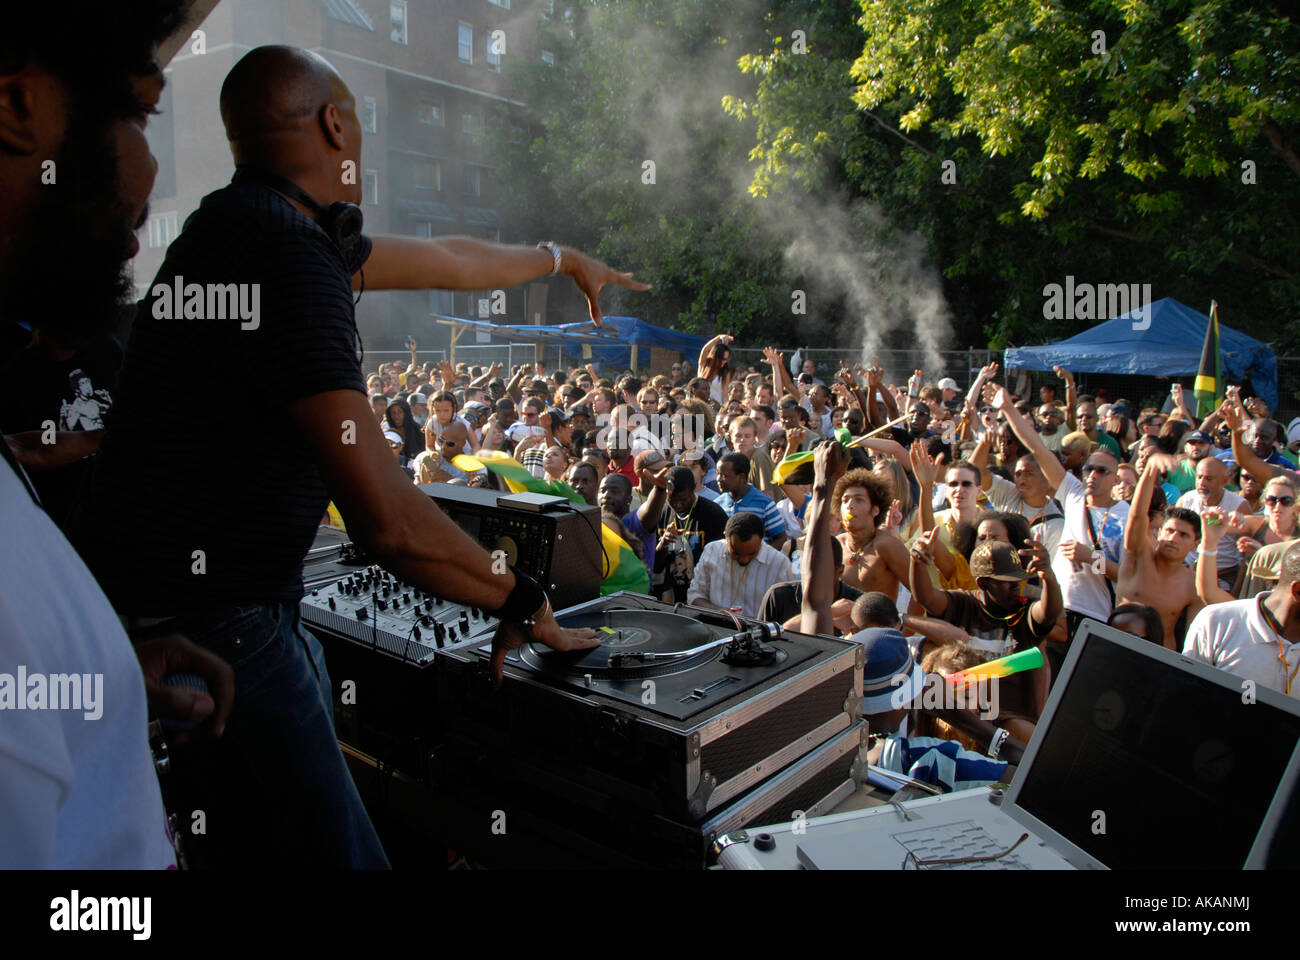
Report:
491,566,548,624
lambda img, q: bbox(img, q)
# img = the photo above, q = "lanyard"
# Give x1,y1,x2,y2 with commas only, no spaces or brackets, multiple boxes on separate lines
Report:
1260,597,1300,695
1086,504,1114,551
728,555,752,608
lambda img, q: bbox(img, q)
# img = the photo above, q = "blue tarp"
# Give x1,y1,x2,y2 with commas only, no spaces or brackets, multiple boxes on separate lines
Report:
440,314,707,370
1004,298,1278,412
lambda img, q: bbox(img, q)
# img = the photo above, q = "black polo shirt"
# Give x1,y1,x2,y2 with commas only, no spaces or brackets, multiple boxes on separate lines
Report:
78,177,370,611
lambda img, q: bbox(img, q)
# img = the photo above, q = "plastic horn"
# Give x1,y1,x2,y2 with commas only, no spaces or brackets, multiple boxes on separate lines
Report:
945,647,1045,688
846,413,909,447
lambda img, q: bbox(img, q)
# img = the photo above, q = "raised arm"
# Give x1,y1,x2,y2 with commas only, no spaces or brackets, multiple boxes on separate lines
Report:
800,440,847,637
359,237,648,328
1222,401,1298,487
1124,460,1161,555
965,361,998,411
1195,507,1237,605
1169,382,1195,425
971,426,994,492
908,529,950,617
910,439,938,535
1054,365,1077,430
763,345,797,403
985,382,1066,491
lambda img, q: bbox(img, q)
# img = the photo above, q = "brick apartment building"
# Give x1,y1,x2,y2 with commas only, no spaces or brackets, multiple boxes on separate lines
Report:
141,0,573,352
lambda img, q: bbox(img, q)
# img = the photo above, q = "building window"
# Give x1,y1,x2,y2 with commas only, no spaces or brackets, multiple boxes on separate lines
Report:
414,160,442,192
458,22,474,63
488,0,510,9
486,39,502,72
390,1,408,44
461,110,482,136
419,98,444,126
541,50,555,66
463,165,481,198
415,222,433,239
362,97,378,134
363,169,379,206
145,211,179,249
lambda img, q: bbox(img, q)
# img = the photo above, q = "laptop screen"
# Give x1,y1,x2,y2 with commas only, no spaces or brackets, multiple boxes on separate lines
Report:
1011,623,1300,869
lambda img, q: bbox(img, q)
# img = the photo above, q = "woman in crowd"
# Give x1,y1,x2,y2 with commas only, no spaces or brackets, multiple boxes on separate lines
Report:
386,398,423,461
1227,476,1299,561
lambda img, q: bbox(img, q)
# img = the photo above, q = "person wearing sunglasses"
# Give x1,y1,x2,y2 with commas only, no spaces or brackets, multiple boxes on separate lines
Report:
908,442,986,592
1222,477,1299,564
984,381,1129,682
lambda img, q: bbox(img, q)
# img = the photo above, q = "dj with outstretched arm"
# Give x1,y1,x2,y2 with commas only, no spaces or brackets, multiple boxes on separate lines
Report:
76,46,647,869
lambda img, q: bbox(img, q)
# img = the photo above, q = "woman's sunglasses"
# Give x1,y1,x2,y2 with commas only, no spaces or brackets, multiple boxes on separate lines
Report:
1265,495,1296,508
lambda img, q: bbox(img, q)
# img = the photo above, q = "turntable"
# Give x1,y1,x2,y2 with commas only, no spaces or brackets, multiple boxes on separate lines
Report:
437,593,864,823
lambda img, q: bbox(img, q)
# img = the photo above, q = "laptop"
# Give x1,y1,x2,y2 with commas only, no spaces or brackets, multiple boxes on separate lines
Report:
793,619,1300,870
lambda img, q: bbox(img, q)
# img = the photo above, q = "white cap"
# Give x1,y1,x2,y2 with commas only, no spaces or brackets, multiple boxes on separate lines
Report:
1288,417,1300,445
937,377,959,392
383,429,403,446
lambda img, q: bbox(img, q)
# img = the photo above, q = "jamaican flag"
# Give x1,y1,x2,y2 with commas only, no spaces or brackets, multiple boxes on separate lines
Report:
460,451,585,504
598,523,651,595
1193,300,1223,418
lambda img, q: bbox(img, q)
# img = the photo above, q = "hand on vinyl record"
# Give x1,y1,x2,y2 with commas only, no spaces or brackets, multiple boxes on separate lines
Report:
489,613,599,688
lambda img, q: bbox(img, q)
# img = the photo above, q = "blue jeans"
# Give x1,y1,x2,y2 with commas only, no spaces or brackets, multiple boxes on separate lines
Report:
164,601,390,869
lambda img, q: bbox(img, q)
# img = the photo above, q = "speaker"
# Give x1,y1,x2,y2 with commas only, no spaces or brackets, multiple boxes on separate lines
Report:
418,483,603,610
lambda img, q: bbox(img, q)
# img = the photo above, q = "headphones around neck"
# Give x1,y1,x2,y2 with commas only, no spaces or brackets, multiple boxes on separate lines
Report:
234,166,364,253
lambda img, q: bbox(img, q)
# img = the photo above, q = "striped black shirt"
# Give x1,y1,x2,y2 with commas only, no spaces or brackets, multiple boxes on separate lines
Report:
78,177,370,612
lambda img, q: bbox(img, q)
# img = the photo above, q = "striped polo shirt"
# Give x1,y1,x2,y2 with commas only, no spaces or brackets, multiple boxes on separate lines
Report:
78,177,371,611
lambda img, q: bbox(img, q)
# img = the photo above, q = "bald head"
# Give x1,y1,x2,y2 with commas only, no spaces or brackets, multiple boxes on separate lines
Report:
219,46,359,201
1279,542,1300,589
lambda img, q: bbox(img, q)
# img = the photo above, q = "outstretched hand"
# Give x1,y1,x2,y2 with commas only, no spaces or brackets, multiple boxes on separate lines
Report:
560,247,651,327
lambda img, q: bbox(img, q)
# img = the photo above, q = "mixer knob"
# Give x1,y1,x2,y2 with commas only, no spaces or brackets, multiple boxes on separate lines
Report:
356,608,367,621
327,597,335,610
377,599,388,611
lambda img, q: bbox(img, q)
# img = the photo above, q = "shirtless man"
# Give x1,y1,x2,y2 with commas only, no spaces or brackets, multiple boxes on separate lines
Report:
833,468,912,602
1116,460,1203,648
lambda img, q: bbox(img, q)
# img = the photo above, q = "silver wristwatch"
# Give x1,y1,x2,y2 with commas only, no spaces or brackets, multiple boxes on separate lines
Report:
536,241,562,276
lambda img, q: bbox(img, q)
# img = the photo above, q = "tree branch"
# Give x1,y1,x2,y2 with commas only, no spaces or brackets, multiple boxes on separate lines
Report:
1262,119,1300,179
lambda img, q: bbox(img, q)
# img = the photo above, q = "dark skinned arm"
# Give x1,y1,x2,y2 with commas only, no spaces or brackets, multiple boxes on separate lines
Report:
356,237,648,328
4,429,102,471
985,382,1066,491
800,440,846,637
292,389,597,682
908,531,950,618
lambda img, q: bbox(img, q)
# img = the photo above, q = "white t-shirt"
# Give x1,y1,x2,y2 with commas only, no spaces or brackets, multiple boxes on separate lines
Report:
1038,430,1064,453
0,460,175,869
1183,595,1300,698
1177,489,1247,571
1052,472,1129,621
505,420,547,444
988,475,1065,557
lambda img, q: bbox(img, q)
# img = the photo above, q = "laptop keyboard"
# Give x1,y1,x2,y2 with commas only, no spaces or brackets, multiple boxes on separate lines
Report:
892,820,1031,869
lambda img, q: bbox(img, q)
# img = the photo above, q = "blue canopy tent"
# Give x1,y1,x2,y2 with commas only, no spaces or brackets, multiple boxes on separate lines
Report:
434,314,707,371
1004,297,1278,412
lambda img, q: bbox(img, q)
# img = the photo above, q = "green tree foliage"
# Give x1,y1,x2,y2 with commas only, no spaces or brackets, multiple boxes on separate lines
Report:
728,0,1300,351
492,0,793,341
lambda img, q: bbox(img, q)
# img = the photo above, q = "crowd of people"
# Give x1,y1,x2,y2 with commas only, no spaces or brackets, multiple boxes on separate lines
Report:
3,5,1297,870
374,341,1300,789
